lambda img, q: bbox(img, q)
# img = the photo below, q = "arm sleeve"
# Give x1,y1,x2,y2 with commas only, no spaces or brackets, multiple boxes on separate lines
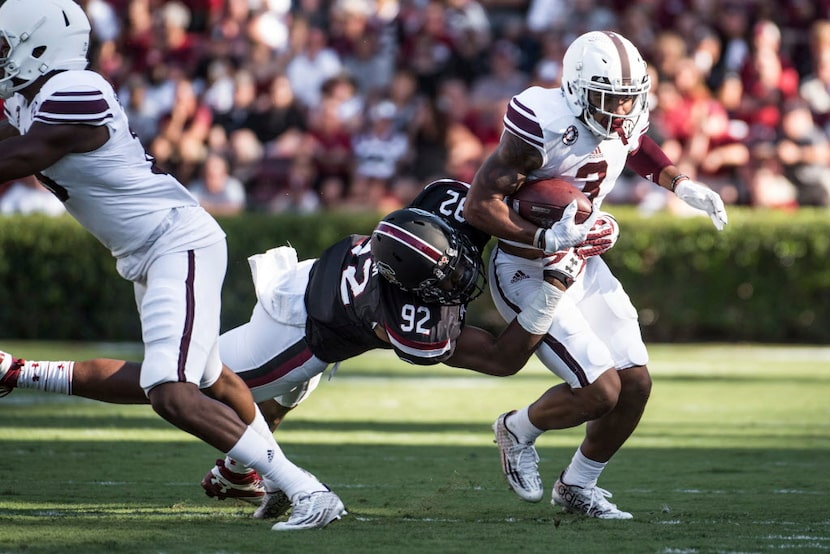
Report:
625,135,673,183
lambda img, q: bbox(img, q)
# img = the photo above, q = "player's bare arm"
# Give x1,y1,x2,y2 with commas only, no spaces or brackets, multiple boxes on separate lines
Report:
444,320,545,377
465,131,543,244
0,121,108,180
445,272,566,376
0,118,20,142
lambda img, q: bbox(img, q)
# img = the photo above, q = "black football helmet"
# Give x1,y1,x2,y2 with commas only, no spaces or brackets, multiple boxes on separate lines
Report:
371,208,486,306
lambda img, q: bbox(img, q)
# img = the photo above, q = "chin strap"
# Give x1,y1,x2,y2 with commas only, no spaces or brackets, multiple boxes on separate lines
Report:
611,118,629,145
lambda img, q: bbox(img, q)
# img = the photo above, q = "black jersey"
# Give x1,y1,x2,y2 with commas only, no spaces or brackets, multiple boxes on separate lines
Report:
408,178,491,253
305,234,465,364
304,179,488,364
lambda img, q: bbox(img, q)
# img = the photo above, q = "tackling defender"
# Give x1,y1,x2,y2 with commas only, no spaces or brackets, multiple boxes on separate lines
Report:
464,30,728,518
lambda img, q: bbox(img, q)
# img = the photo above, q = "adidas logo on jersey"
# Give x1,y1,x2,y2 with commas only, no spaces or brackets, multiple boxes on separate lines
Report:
510,270,530,284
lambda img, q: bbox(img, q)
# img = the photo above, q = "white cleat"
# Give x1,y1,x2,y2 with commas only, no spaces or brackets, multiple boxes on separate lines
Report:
271,489,346,531
552,474,633,519
492,411,543,502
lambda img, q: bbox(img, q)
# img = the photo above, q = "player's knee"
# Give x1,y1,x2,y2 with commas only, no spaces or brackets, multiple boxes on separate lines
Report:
581,369,621,419
148,382,194,422
620,365,652,406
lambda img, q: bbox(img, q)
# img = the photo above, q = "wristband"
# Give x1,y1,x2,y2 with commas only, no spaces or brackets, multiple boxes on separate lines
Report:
516,280,564,335
670,174,690,192
533,227,545,250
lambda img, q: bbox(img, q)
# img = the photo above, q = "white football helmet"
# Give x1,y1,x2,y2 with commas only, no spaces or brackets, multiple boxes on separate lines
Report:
561,31,650,140
0,0,91,99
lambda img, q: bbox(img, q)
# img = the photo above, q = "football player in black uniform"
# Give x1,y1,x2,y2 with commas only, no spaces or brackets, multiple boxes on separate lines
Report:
1,179,591,524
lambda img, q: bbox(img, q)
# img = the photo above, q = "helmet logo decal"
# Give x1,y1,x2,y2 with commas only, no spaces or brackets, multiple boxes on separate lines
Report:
563,125,578,145
622,118,635,138
375,261,400,285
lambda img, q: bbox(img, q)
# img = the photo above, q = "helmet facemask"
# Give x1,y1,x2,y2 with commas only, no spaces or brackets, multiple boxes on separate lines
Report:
579,75,650,140
415,232,486,306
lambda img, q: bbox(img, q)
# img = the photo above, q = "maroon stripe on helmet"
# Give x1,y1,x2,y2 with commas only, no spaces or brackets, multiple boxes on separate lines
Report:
604,31,631,84
375,221,443,263
177,250,196,382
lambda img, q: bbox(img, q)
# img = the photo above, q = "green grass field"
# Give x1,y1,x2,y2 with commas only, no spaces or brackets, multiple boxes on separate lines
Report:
1,342,829,553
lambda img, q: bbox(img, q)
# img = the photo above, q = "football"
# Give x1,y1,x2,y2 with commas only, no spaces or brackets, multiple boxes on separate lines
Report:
508,177,593,228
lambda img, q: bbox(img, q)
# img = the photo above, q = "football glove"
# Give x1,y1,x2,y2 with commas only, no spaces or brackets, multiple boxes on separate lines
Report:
543,248,586,289
674,179,728,230
536,200,599,254
575,212,619,258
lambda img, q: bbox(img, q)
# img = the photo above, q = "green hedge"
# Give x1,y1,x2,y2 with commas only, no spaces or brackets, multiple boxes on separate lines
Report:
1,208,828,343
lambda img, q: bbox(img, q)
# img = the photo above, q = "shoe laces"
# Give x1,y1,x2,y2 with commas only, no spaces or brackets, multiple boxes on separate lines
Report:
584,486,618,512
509,442,540,474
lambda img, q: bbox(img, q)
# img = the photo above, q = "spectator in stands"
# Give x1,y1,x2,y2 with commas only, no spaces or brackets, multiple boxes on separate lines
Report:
398,1,459,97
285,18,343,110
155,1,203,77
249,74,308,145
205,0,254,64
386,68,422,135
775,99,830,206
468,39,528,152
306,91,355,200
434,77,484,183
800,20,830,134
213,69,259,136
188,153,247,216
269,155,321,214
119,73,161,147
349,100,411,210
151,77,214,184
657,57,749,206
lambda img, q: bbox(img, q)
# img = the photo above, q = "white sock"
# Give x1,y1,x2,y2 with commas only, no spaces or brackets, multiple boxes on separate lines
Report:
562,448,606,489
223,456,251,475
17,360,74,395
249,408,273,440
226,426,324,499
224,409,274,474
505,407,543,444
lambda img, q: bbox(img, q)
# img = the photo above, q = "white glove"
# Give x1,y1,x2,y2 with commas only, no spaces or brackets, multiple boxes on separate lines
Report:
674,179,728,230
536,200,600,254
575,211,619,258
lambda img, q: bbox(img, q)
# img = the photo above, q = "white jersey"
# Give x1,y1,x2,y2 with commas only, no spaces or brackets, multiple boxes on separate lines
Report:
3,70,222,258
502,86,649,208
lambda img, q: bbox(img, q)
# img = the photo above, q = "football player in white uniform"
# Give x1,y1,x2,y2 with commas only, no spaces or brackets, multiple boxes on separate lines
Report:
0,0,346,531
464,31,728,519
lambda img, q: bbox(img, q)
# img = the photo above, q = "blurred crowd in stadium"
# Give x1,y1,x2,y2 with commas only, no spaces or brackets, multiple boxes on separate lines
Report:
2,0,829,217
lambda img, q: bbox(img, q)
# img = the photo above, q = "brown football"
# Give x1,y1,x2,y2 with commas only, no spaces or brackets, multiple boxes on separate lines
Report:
508,177,593,228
